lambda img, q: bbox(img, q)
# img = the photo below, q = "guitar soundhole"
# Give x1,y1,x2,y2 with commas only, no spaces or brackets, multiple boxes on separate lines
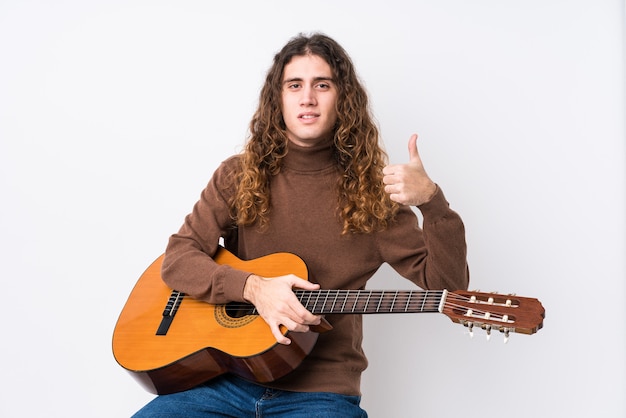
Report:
225,303,256,318
214,303,258,328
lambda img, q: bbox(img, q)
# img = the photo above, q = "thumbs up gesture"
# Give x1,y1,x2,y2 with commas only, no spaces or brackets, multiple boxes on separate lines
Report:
383,134,438,206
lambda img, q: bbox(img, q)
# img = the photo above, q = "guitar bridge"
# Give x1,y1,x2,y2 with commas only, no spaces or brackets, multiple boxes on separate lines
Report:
156,290,185,336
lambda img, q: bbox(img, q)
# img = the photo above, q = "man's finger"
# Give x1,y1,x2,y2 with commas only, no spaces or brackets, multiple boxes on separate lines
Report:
408,134,420,162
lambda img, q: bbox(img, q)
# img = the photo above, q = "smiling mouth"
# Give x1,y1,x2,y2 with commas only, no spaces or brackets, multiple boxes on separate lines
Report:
299,113,319,120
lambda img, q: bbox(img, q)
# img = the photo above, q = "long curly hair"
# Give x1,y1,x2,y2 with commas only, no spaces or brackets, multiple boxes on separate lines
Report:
231,33,398,234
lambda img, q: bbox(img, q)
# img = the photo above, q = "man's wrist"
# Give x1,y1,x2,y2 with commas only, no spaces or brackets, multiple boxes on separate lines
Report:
243,274,260,303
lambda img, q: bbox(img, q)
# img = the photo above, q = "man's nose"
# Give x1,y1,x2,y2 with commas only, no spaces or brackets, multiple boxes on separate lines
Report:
299,86,316,106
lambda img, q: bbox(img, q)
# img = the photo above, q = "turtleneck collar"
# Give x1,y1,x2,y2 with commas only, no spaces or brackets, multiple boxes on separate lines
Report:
282,139,336,172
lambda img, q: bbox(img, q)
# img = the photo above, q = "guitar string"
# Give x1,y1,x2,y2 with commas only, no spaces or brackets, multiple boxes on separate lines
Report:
169,289,491,308
171,291,483,310
171,291,514,323
174,292,446,313
210,291,448,312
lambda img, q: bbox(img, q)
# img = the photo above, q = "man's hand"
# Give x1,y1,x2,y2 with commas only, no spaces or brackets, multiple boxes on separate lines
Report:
243,274,322,345
383,133,437,206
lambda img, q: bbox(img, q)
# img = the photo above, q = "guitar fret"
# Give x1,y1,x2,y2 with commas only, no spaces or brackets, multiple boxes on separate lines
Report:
420,290,428,312
331,290,339,312
312,291,321,313
341,290,349,313
364,291,372,313
375,291,383,313
321,291,330,313
390,291,398,312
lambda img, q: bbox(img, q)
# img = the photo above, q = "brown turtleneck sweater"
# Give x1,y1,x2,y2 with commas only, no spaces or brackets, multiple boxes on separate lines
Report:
161,140,469,395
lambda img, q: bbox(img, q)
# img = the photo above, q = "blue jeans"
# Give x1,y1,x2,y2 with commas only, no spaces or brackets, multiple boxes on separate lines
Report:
132,374,368,417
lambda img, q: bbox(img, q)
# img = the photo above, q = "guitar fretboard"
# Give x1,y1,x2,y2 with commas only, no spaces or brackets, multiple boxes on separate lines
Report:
292,290,447,314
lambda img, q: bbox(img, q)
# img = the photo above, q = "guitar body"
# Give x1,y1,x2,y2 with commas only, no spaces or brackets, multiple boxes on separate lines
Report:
112,248,318,395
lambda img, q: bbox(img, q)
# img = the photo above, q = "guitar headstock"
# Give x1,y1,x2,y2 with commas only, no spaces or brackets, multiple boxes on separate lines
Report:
442,290,545,342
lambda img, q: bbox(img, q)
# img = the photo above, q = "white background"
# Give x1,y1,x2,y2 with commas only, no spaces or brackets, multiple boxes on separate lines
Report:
1,1,624,417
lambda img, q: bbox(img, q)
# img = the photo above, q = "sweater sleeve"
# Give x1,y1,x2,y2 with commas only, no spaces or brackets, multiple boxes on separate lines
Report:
378,185,469,291
160,157,252,303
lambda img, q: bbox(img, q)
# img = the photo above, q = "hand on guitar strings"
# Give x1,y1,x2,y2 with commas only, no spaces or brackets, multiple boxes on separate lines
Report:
243,273,322,345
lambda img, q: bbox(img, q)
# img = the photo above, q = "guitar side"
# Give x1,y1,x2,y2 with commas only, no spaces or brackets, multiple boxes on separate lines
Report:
112,249,319,395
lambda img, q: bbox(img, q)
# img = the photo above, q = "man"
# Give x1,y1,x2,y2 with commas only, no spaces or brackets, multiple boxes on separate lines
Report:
133,32,469,417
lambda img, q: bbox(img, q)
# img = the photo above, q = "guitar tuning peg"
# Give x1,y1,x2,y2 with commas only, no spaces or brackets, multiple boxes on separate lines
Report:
467,322,474,338
485,324,492,341
503,328,510,344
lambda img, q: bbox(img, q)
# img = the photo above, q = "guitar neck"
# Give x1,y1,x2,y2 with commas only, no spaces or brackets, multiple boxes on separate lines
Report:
293,289,447,315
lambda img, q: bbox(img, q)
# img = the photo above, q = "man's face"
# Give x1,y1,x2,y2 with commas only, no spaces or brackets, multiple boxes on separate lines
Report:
281,54,338,147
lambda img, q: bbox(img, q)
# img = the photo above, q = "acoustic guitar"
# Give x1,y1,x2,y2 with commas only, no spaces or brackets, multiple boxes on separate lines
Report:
112,247,545,395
